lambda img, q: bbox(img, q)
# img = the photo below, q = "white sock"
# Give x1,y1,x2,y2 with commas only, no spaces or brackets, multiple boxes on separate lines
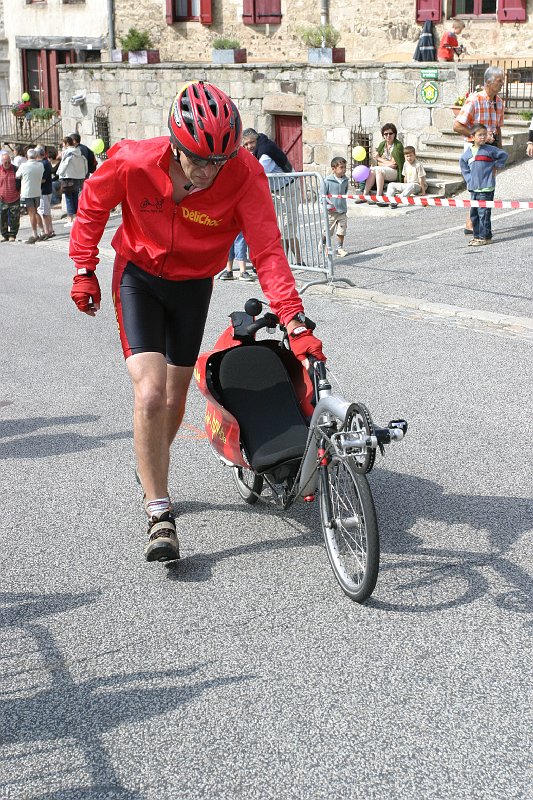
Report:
145,497,171,518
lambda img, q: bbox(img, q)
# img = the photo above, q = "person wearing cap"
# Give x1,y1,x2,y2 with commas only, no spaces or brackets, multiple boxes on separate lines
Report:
68,80,325,563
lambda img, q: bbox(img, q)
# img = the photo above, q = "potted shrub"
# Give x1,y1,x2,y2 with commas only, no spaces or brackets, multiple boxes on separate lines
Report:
28,107,59,122
212,37,247,64
117,28,160,64
300,25,345,64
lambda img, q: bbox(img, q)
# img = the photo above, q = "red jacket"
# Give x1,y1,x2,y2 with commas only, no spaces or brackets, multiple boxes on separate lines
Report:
69,137,304,324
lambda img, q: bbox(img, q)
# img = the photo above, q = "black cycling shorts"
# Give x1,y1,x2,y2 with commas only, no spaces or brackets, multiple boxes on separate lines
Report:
113,261,213,367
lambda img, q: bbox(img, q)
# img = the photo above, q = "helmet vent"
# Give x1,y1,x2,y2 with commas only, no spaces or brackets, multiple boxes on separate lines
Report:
205,132,214,152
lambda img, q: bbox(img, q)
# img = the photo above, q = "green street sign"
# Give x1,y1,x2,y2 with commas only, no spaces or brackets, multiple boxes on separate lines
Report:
421,81,439,105
421,67,439,80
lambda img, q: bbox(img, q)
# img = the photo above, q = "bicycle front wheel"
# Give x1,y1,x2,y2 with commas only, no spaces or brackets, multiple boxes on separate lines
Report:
319,456,379,603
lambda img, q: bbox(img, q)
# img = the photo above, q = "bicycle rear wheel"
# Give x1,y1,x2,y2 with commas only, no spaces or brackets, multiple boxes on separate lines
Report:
319,456,379,603
232,465,263,504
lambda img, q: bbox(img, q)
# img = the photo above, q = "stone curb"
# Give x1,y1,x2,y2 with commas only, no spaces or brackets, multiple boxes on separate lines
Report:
309,284,533,333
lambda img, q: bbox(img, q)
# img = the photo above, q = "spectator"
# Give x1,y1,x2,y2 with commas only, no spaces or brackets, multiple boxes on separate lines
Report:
70,132,97,178
363,123,405,207
323,156,349,257
0,152,21,242
58,136,88,226
12,144,27,169
386,145,427,208
16,148,44,244
459,123,508,247
437,20,465,62
220,232,255,281
526,115,533,158
47,146,62,207
453,66,505,235
34,145,55,239
242,128,303,264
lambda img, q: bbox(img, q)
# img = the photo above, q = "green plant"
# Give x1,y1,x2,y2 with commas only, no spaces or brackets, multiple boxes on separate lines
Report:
299,24,341,48
29,107,59,121
519,110,533,121
119,28,153,52
212,37,241,50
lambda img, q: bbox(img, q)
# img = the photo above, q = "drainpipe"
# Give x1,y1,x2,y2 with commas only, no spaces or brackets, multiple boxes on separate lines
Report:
320,0,329,47
107,0,115,51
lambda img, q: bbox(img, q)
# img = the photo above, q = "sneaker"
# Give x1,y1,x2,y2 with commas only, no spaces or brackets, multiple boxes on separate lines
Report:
376,201,389,207
468,238,480,246
220,270,234,281
336,248,348,258
43,232,56,240
389,203,398,209
25,236,37,244
239,270,255,281
464,228,474,236
144,511,180,562
9,236,16,242
1,237,9,243
36,234,47,242
64,221,74,228
470,238,488,247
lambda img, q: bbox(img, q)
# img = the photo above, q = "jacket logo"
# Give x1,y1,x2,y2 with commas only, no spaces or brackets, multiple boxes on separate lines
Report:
140,197,163,211
181,208,221,227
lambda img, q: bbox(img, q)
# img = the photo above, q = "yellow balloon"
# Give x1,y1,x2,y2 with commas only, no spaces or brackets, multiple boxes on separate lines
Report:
352,145,367,162
21,92,31,102
90,138,105,154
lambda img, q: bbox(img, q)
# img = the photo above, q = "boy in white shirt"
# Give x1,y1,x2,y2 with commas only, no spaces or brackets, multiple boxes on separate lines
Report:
386,146,427,208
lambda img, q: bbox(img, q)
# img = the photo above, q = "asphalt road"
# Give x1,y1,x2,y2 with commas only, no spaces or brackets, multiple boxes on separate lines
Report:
0,203,531,799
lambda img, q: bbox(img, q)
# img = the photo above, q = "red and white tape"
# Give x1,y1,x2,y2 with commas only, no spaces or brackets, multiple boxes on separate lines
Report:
324,194,533,209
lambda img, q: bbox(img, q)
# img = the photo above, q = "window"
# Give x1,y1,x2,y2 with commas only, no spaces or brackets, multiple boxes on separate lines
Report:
416,0,442,21
243,0,282,25
166,0,211,23
452,0,496,15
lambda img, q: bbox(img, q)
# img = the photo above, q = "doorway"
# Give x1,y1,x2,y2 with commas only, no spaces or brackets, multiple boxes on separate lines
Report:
274,115,302,171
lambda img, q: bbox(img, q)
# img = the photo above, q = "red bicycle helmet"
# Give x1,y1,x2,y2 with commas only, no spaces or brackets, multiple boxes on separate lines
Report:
168,81,242,163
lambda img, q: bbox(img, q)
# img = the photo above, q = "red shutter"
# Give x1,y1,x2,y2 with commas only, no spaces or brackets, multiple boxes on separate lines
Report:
165,0,175,24
254,0,282,24
497,0,526,22
242,0,255,25
416,0,442,22
200,0,212,23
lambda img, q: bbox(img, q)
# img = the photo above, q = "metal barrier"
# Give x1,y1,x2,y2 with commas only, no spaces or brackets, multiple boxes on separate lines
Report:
267,171,354,292
468,59,533,109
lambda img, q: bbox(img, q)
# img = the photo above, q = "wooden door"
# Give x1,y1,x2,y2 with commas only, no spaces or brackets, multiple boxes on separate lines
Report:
274,115,302,171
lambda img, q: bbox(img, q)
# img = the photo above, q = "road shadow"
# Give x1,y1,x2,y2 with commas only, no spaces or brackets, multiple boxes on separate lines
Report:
0,590,253,799
0,415,132,459
368,468,533,616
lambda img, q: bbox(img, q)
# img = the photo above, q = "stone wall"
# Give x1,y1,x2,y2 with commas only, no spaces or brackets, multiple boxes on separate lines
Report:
111,0,533,63
58,61,469,171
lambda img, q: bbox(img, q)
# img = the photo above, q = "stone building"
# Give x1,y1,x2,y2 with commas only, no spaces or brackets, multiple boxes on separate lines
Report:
0,0,8,105
116,0,533,63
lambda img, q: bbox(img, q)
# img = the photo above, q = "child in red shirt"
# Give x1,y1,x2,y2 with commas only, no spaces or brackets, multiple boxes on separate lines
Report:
438,20,465,62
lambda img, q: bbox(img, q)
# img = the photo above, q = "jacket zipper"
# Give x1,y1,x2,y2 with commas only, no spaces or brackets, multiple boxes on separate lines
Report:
159,204,176,278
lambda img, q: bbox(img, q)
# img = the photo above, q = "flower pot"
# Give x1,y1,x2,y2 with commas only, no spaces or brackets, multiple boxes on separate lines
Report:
111,49,128,63
451,105,463,117
212,48,247,64
128,49,161,64
307,47,345,65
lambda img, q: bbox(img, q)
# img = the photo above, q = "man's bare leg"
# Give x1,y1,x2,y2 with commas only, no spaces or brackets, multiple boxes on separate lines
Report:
127,352,193,502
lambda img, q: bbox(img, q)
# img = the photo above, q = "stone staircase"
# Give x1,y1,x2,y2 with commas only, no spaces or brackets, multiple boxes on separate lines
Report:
417,111,530,196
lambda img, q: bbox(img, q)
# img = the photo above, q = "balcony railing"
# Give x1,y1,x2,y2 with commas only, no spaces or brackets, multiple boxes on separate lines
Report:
468,59,533,109
0,106,63,150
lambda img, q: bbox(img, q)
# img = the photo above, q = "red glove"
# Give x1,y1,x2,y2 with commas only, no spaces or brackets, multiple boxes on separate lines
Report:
289,328,326,363
71,272,101,315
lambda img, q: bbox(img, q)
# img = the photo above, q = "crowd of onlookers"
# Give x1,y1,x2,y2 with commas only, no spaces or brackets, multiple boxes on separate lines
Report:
0,133,96,244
